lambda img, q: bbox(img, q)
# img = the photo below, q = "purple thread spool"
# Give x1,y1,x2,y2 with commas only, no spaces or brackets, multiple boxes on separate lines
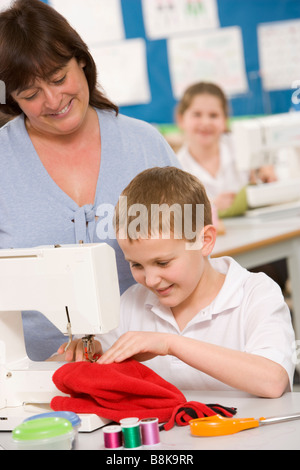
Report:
140,418,160,446
103,425,123,449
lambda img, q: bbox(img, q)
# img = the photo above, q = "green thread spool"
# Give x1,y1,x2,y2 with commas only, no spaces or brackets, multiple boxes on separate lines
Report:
121,422,142,449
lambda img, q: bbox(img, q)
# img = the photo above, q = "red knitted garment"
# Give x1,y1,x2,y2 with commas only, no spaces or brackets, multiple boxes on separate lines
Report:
51,359,236,430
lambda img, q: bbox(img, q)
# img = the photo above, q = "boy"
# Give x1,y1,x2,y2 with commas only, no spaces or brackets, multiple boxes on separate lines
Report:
59,167,295,397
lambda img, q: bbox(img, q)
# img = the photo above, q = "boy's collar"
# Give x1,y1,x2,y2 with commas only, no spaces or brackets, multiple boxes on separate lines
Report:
207,256,250,314
144,257,249,326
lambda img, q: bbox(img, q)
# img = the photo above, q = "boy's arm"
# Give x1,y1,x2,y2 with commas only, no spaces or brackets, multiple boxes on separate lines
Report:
168,335,289,398
98,330,289,398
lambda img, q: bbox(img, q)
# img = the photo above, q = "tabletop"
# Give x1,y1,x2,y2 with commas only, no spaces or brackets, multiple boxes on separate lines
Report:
212,216,300,259
1,391,299,450
76,390,300,451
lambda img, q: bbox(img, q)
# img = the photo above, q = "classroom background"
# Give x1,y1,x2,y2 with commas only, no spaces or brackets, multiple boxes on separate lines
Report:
27,0,300,126
0,1,300,433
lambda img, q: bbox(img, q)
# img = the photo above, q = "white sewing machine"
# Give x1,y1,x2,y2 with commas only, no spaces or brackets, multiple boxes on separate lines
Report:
0,243,120,432
231,112,300,216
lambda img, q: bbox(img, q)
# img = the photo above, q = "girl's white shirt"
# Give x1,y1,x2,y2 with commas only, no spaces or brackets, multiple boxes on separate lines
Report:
176,134,249,201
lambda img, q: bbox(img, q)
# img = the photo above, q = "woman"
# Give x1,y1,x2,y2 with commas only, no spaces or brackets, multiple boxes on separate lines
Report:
0,0,178,360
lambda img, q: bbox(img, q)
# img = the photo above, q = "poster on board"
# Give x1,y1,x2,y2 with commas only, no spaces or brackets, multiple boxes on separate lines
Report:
90,38,151,107
142,0,219,40
50,0,125,46
258,19,300,91
50,1,151,107
168,26,249,99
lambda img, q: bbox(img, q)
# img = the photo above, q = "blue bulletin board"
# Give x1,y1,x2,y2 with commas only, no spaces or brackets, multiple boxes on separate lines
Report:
44,0,300,124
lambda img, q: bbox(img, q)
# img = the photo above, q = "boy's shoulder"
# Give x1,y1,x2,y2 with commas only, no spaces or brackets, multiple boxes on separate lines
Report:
211,256,283,306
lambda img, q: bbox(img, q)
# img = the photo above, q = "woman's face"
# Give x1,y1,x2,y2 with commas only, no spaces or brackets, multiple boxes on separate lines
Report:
11,58,90,137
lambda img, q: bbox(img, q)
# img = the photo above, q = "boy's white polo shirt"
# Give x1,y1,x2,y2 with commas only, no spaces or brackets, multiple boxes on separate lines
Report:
100,256,295,391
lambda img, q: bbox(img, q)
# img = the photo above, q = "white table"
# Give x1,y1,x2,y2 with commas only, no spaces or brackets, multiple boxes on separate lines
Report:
212,216,300,353
80,391,300,450
1,391,299,450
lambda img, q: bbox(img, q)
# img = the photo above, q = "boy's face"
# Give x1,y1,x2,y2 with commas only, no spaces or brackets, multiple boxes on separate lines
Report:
118,234,213,310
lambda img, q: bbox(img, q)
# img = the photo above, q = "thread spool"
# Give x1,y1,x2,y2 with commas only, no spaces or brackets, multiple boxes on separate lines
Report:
140,418,160,446
119,417,139,426
103,425,123,449
120,418,142,449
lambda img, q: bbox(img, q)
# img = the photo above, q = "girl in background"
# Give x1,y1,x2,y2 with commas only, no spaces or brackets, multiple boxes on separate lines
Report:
176,82,277,212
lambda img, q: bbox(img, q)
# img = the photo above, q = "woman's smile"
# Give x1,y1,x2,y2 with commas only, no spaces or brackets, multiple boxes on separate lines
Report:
47,98,74,118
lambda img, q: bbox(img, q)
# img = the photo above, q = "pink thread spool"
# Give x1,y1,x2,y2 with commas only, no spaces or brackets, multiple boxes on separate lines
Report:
103,425,123,449
140,417,160,446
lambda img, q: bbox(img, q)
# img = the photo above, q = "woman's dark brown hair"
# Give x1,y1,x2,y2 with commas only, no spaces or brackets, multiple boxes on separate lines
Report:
0,0,118,116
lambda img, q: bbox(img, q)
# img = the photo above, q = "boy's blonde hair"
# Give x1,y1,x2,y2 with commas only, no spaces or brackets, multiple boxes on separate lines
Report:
114,166,212,244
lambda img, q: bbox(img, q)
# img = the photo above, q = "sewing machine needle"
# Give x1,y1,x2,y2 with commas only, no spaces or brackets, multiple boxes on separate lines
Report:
64,306,73,352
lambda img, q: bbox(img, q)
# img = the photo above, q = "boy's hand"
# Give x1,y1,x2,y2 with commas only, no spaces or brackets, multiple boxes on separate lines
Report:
97,331,171,364
55,338,103,362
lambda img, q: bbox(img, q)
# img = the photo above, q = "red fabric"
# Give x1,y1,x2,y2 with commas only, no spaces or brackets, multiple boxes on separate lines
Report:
163,401,216,431
51,360,236,429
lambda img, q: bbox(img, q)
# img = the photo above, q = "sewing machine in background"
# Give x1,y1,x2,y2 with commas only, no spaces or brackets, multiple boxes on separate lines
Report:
0,244,120,432
231,112,300,218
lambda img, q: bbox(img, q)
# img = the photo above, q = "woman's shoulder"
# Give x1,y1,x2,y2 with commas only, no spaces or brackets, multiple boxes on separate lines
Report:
0,115,26,161
95,108,179,167
96,108,163,138
0,114,24,139
0,114,25,149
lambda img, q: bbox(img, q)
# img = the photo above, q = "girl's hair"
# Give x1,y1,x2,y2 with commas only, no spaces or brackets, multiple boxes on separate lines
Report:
114,166,212,243
176,82,229,119
0,0,118,116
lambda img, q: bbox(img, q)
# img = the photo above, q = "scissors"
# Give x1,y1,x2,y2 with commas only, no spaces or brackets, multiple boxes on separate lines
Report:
190,412,300,437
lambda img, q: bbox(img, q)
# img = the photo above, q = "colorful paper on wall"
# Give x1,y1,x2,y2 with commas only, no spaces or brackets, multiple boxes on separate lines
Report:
142,0,219,40
168,26,248,99
257,19,300,91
